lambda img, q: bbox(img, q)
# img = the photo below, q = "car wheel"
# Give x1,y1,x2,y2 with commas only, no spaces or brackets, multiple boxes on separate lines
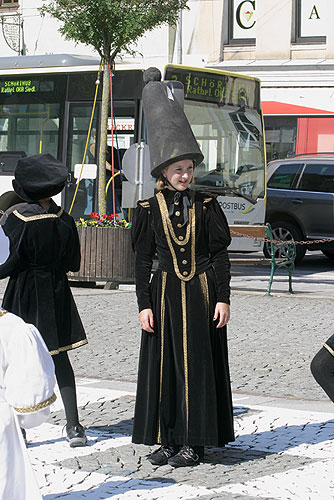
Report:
263,220,306,264
322,250,334,260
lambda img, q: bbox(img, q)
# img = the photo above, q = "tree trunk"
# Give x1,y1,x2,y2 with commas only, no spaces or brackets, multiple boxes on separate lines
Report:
97,58,110,215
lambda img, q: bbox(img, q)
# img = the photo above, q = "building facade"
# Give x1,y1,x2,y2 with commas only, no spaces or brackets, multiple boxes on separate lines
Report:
1,0,333,161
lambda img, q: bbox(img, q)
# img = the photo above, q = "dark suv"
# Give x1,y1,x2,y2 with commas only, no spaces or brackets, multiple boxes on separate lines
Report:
265,154,334,263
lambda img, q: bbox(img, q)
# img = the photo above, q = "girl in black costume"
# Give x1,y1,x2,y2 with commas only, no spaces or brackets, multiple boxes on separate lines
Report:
0,153,87,447
131,71,234,467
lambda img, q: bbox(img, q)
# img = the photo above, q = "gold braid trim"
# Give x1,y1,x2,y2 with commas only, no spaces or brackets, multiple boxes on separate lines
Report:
138,200,150,209
157,271,167,444
156,191,192,246
13,208,63,222
156,192,196,282
14,392,57,413
181,280,189,434
324,343,334,358
50,339,88,356
199,271,210,321
0,310,7,318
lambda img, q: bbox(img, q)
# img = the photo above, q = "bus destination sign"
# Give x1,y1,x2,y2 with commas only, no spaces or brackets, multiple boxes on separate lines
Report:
0,78,54,95
164,66,259,110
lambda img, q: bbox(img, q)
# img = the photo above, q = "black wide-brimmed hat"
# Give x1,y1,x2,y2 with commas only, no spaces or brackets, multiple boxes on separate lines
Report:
142,68,204,178
13,153,68,202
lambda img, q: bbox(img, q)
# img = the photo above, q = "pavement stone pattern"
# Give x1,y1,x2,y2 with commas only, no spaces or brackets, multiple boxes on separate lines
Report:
1,277,334,499
26,378,334,500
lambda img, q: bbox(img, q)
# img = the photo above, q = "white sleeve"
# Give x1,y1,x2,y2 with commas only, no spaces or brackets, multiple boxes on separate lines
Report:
2,313,57,429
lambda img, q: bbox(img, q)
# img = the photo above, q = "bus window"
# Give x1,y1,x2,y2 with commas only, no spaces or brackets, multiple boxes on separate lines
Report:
0,103,61,158
184,100,265,202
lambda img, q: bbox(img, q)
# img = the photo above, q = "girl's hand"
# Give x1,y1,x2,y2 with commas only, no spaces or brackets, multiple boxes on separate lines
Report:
139,308,154,333
213,302,230,328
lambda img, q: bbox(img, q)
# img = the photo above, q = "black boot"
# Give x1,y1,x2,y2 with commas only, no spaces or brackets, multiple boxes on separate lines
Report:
147,445,179,466
168,445,202,467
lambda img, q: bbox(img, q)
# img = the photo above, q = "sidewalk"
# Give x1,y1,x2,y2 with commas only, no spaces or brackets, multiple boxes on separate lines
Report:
29,376,334,500
2,263,334,499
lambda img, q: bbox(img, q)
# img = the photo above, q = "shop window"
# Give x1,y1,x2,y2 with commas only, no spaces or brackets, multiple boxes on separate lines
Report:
0,0,19,6
228,0,256,45
294,0,326,44
264,117,297,162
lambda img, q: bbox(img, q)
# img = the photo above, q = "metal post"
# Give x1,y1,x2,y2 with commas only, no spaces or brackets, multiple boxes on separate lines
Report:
177,10,182,65
138,141,145,201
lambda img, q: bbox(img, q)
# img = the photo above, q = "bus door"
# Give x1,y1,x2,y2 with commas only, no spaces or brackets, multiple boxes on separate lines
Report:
63,99,138,219
62,101,100,219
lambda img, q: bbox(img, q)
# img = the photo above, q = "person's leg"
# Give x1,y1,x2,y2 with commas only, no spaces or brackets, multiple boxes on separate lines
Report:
311,346,334,403
53,351,86,446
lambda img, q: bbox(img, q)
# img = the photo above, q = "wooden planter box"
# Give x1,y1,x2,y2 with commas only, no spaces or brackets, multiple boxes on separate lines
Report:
69,226,135,285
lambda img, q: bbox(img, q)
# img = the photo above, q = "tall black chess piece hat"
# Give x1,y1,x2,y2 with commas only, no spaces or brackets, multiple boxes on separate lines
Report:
142,67,204,178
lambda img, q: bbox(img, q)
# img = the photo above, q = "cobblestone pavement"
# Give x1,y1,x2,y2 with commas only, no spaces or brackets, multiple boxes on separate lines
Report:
2,277,334,499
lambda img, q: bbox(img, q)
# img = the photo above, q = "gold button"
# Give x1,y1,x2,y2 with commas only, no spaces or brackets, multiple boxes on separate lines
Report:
183,271,188,276
175,211,181,216
175,201,179,205
177,223,182,228
178,235,184,241
182,259,187,265
180,247,186,253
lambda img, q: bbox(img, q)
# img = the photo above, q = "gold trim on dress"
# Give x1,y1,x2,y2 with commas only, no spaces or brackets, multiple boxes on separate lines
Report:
324,343,334,358
13,208,64,222
156,191,196,282
181,280,189,434
156,191,192,246
14,392,57,413
199,271,210,320
157,271,167,444
138,200,150,209
50,338,88,356
0,309,7,318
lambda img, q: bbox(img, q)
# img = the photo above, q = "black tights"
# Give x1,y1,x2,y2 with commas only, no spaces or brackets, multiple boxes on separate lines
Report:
311,346,334,403
53,351,79,427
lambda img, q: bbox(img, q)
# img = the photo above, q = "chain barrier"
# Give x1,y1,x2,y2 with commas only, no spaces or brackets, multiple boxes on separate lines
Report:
230,229,334,246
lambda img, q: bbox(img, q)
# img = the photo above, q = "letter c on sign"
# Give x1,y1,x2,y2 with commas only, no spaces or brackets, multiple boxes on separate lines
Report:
236,0,256,30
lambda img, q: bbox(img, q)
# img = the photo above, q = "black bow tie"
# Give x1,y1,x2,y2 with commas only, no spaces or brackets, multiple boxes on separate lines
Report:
168,191,192,226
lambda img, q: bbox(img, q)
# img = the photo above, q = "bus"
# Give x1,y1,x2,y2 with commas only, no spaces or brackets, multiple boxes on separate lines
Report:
0,55,266,252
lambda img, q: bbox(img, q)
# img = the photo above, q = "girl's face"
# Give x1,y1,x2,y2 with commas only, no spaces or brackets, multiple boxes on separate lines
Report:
163,159,194,191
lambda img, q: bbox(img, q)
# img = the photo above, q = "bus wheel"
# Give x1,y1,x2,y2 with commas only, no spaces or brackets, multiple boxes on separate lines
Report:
263,220,306,264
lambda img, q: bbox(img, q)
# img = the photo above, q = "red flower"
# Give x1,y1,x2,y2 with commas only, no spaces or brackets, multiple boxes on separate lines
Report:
90,212,99,219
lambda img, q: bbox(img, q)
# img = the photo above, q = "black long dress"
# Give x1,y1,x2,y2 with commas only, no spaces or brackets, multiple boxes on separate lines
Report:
0,200,87,355
131,188,234,447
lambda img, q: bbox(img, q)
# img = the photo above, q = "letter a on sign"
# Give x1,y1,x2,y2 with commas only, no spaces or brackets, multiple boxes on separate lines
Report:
309,5,320,19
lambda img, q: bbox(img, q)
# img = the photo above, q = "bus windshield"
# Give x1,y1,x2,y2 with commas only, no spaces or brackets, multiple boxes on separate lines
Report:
164,65,265,204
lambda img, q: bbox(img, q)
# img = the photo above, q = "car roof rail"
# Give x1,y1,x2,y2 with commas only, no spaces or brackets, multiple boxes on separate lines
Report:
292,152,334,157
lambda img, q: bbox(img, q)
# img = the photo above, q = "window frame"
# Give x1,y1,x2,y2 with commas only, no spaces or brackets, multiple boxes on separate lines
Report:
295,163,334,193
227,0,256,46
267,162,304,190
294,0,326,45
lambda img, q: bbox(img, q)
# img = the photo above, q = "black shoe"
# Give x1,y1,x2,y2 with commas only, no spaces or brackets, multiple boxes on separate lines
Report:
66,424,87,447
147,445,179,466
168,445,201,467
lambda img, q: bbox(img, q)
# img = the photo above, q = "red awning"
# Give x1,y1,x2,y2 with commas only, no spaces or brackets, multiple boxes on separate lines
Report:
262,101,334,115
